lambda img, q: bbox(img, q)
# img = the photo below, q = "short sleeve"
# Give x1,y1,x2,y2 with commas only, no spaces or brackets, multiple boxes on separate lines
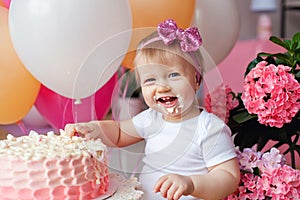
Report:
200,113,237,167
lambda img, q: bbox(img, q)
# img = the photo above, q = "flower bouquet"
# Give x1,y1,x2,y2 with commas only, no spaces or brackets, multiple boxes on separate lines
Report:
205,32,300,199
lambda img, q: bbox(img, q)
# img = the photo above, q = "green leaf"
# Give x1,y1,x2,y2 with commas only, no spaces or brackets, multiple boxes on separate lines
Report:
284,39,292,51
232,111,257,124
295,47,300,54
291,41,298,52
270,36,288,49
292,32,300,43
245,57,263,76
268,53,290,60
257,52,275,57
265,56,276,65
258,52,292,66
296,55,300,63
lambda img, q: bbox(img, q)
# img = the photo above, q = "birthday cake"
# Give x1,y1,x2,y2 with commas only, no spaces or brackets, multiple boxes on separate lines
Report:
0,130,109,200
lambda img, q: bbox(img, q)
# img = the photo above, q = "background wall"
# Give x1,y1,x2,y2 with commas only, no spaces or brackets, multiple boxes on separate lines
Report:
237,0,300,40
214,0,300,94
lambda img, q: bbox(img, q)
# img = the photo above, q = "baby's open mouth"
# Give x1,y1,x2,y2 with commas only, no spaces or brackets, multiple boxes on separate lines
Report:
157,96,178,108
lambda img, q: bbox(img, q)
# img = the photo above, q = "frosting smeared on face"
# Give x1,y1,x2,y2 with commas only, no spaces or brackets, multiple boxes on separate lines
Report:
154,94,184,115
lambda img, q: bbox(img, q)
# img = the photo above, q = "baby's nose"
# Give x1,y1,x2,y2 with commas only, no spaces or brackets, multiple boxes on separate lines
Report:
156,81,171,92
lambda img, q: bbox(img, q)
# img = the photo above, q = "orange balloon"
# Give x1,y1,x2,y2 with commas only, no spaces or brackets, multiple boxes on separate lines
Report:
0,7,40,124
123,0,196,69
0,1,5,7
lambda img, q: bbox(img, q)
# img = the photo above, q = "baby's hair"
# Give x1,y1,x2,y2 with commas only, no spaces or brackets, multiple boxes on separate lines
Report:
134,31,203,85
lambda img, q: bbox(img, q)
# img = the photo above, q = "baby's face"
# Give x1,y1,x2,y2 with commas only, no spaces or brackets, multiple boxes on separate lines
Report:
137,58,200,121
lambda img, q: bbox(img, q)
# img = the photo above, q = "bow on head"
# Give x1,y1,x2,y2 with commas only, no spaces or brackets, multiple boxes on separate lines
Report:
157,19,202,52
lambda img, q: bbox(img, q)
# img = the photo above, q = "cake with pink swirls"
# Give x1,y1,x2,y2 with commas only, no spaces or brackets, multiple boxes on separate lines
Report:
0,130,109,200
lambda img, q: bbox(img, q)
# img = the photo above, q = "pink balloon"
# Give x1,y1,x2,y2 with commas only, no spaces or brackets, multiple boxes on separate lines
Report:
3,0,10,8
35,73,118,131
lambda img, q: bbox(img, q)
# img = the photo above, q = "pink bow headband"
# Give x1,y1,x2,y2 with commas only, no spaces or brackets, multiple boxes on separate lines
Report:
138,19,203,82
139,19,202,52
158,19,202,52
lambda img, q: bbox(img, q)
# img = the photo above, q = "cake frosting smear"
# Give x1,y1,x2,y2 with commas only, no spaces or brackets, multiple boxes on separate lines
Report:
0,130,109,200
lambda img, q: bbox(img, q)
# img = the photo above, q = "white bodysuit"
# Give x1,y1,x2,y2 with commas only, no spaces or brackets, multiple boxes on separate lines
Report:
132,108,237,200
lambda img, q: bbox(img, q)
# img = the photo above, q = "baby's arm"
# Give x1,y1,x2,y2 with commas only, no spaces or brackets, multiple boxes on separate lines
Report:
64,120,143,147
154,158,240,200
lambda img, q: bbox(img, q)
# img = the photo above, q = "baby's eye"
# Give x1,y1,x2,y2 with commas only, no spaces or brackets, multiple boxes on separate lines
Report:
143,78,156,84
169,72,180,78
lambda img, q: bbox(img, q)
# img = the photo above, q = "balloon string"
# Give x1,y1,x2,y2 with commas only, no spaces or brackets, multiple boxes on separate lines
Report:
122,71,130,99
111,68,129,120
109,68,128,177
117,69,144,177
108,70,120,173
62,99,71,130
117,69,130,177
125,70,144,177
111,68,143,178
16,120,28,135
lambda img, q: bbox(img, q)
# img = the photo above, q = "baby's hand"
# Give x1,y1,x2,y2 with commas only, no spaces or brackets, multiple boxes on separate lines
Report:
154,174,194,200
64,121,100,139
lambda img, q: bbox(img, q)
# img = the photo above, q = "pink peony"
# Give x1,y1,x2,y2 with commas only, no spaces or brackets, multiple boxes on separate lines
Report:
241,61,300,128
205,84,239,123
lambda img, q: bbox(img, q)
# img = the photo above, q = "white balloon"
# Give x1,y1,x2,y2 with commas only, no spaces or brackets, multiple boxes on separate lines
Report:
192,0,240,64
9,0,132,99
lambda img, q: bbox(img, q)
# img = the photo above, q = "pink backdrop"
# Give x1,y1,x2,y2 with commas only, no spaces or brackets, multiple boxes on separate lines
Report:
218,39,285,92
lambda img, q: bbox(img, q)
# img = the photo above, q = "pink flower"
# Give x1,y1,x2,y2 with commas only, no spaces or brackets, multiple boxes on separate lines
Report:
241,61,300,128
237,148,262,173
261,165,300,199
224,148,300,200
205,84,239,123
258,148,285,173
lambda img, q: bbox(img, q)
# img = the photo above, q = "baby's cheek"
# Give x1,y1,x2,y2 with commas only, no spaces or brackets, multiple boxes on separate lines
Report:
143,97,154,108
141,92,154,106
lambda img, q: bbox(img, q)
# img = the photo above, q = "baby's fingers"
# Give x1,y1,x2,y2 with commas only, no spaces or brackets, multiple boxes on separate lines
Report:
75,123,93,134
64,124,77,136
64,123,92,137
171,186,184,200
153,176,168,193
154,176,175,199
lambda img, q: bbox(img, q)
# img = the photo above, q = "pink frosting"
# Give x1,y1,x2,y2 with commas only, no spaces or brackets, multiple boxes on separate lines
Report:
0,155,109,199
